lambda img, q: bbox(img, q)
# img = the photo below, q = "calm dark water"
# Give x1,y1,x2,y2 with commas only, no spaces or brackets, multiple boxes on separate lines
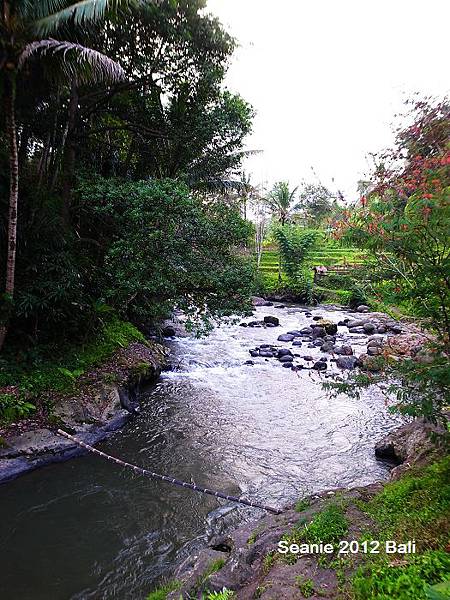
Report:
0,305,400,599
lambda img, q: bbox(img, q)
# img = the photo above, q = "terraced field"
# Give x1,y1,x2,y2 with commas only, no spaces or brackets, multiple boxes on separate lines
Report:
259,245,365,290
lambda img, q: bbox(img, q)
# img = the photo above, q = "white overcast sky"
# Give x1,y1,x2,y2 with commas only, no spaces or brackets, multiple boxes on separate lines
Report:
206,0,450,201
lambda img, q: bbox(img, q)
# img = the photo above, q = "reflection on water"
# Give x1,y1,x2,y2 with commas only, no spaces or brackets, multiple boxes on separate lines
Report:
0,305,401,600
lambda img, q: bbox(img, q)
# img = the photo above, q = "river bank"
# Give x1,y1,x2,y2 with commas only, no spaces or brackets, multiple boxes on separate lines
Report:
0,337,168,483
153,420,449,600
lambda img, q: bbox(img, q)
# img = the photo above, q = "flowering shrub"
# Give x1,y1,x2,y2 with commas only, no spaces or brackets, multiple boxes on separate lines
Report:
334,98,450,340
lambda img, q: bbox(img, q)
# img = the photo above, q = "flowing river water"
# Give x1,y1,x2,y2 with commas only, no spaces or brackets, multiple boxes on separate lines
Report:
0,305,401,600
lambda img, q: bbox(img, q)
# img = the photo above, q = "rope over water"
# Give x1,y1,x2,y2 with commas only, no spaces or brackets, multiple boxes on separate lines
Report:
56,429,282,514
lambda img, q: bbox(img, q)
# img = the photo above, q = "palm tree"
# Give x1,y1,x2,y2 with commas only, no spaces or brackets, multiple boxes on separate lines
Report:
265,181,299,226
265,181,299,282
0,0,139,350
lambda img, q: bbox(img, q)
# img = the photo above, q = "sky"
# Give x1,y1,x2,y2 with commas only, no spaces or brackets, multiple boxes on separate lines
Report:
206,0,450,201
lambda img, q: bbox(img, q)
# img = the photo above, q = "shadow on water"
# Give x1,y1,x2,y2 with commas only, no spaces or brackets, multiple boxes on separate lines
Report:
0,305,401,599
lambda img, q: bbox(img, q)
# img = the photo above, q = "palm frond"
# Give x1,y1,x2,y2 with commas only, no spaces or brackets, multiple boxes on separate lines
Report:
18,39,125,83
19,0,69,20
33,0,157,35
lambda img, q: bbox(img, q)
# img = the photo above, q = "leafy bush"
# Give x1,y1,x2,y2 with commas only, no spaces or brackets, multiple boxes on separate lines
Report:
77,177,255,332
0,393,36,424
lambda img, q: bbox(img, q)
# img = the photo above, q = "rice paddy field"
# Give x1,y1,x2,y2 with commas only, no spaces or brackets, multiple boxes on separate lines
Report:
258,243,367,302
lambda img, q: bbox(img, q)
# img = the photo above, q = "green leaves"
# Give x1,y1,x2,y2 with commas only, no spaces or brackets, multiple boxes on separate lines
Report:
32,0,151,35
77,177,254,331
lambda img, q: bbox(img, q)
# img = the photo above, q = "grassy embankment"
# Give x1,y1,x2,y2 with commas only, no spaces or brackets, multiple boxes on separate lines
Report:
280,456,450,599
145,456,449,599
0,319,146,428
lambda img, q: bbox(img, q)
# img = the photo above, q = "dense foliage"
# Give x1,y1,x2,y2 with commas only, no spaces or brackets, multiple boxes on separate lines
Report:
0,0,255,356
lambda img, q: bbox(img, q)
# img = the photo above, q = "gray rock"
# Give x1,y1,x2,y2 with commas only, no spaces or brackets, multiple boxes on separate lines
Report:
162,325,176,337
313,361,327,370
282,362,293,368
363,322,375,333
313,339,324,347
300,327,313,335
249,350,259,357
303,355,313,361
277,334,295,342
390,325,402,334
277,348,293,357
320,342,335,353
376,325,387,334
325,323,338,335
335,345,353,355
312,326,326,339
239,322,248,327
264,315,279,326
292,340,302,346
279,355,293,363
244,360,254,365
347,319,368,328
367,338,383,348
357,305,370,312
259,350,274,358
336,356,358,369
367,346,381,356
286,330,302,337
251,296,273,306
348,327,365,334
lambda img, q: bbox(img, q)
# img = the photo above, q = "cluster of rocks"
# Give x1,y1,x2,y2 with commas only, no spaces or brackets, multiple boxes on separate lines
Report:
240,315,280,328
244,308,403,373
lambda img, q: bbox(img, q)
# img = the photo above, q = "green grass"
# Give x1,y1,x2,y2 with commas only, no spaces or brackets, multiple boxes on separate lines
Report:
295,575,315,597
360,457,450,547
0,319,146,424
146,579,181,600
350,457,450,600
281,503,348,565
295,498,311,512
258,245,364,294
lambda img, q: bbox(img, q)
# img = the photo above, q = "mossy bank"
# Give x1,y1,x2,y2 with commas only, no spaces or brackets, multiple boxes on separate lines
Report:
0,320,168,483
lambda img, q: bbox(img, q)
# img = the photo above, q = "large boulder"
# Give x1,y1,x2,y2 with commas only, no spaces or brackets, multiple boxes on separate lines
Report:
357,304,370,312
312,326,326,339
375,420,447,479
363,322,375,334
312,361,327,371
335,345,353,356
347,319,368,328
251,296,273,306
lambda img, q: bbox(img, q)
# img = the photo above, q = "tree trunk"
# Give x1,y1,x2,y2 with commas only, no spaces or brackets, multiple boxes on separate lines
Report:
62,80,78,224
0,74,19,351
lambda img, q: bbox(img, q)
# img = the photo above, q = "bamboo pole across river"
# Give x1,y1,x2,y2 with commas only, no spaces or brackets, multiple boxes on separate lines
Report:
57,429,282,514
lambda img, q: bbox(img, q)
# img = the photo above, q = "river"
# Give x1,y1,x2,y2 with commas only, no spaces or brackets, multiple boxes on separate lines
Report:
0,304,401,599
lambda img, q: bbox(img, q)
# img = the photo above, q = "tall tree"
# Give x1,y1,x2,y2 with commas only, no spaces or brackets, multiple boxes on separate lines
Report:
265,181,299,282
0,0,128,350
